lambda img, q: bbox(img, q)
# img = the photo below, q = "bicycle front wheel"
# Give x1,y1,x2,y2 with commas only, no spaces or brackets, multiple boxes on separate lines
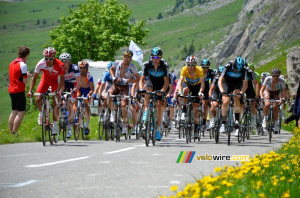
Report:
41,103,47,146
73,111,80,141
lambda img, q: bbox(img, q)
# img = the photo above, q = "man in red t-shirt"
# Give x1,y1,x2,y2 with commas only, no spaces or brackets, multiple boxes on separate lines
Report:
8,46,31,134
28,47,65,134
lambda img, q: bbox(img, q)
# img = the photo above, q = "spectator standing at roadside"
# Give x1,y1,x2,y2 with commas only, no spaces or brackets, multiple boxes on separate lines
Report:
294,81,300,127
8,46,31,134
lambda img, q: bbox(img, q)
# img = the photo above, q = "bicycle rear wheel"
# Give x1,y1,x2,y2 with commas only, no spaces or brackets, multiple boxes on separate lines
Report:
115,109,121,142
73,111,80,141
151,115,156,146
62,124,67,143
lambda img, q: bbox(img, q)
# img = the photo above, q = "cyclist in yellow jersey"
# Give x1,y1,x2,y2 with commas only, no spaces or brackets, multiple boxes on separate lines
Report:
175,55,205,138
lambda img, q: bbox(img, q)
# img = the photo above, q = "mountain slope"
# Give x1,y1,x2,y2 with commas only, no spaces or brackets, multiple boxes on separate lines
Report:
217,0,300,65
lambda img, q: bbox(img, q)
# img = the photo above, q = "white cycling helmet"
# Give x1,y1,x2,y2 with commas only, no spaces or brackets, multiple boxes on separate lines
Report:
59,52,71,61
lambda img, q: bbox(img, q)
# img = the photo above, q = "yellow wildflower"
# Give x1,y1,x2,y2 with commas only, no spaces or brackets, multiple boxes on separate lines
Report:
170,185,178,192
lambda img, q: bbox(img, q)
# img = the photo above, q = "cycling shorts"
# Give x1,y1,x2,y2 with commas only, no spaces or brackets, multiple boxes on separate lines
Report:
222,82,243,94
108,83,129,96
212,90,221,101
10,92,26,111
263,89,280,100
78,87,91,97
245,86,256,99
182,82,200,103
36,79,58,93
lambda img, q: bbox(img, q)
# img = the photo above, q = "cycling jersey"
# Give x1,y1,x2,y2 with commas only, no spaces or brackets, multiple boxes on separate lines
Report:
8,57,28,93
64,63,79,92
203,68,215,99
263,76,286,91
221,63,247,84
101,71,113,89
114,61,138,85
211,76,221,101
245,69,257,98
142,60,168,90
35,58,64,85
78,72,94,97
180,66,204,86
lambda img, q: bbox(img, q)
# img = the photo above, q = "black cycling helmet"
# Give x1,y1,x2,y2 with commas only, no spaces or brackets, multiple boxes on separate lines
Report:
233,57,245,72
150,47,163,56
271,68,281,74
123,50,133,57
201,59,211,66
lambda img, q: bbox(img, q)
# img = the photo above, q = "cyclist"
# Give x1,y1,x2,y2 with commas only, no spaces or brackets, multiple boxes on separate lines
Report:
139,47,169,140
59,52,79,138
175,55,205,138
28,47,65,135
108,50,139,135
75,61,94,135
200,59,215,132
260,68,287,133
245,63,259,128
208,66,224,129
167,73,177,128
218,57,248,136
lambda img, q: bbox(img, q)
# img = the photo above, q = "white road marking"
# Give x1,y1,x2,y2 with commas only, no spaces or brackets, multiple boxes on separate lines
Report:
104,147,136,154
132,144,146,147
25,156,89,168
1,153,37,158
148,186,169,188
0,168,15,173
0,180,37,188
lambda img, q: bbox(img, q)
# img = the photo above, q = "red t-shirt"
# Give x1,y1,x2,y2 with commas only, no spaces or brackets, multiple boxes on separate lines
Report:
8,57,28,93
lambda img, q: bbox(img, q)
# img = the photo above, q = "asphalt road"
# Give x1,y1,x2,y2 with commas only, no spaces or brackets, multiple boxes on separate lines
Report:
0,128,292,198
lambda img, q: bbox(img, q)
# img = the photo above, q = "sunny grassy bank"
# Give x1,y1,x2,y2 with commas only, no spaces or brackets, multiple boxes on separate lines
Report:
161,126,299,198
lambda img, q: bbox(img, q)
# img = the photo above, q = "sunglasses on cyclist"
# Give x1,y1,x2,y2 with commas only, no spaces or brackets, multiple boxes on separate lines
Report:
61,59,69,63
272,75,279,77
187,63,196,67
44,57,55,61
151,56,161,59
202,66,210,69
79,67,87,70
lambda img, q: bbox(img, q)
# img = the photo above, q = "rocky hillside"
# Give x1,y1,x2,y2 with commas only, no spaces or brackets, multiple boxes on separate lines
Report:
216,0,300,65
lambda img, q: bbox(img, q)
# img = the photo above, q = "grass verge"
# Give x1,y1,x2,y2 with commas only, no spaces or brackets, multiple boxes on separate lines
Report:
160,123,299,198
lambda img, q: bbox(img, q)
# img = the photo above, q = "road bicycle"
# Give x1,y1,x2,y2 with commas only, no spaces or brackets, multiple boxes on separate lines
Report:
144,91,164,147
162,97,171,137
73,96,88,141
211,93,222,143
263,99,281,143
179,94,200,143
56,92,73,143
97,97,107,140
222,93,243,146
255,98,264,136
238,97,254,143
135,90,146,140
31,89,58,146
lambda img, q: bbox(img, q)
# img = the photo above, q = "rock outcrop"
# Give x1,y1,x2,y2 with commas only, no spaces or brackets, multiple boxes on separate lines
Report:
287,47,300,93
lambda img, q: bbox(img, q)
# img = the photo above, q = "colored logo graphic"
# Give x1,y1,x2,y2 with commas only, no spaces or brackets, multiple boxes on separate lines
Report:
176,151,196,163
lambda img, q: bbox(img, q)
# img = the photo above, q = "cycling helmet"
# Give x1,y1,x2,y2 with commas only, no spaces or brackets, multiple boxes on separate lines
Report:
186,55,198,65
107,61,114,70
150,47,163,56
247,62,255,70
79,61,89,68
271,68,281,74
233,57,245,72
279,75,285,80
123,50,133,57
43,47,56,57
261,72,270,77
201,59,211,66
218,66,225,74
59,52,71,61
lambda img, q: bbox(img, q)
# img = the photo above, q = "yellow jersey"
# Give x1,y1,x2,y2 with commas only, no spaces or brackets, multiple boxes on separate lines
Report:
180,66,204,85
